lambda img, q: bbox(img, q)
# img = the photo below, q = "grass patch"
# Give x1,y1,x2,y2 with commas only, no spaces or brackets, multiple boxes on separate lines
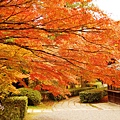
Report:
24,113,41,120
25,100,55,120
28,100,55,110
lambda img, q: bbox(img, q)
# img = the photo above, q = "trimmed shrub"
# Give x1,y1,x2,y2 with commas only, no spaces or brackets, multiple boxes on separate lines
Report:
0,96,27,120
68,87,95,96
79,88,107,103
97,87,108,97
79,90,101,103
15,88,42,106
48,87,95,101
48,93,65,101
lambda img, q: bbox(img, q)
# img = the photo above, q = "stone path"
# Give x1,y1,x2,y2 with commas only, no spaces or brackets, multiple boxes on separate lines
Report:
26,96,120,120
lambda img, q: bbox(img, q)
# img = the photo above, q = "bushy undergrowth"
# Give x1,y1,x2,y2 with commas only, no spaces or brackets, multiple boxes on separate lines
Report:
45,87,95,101
48,93,65,101
13,88,42,106
79,87,107,103
68,87,95,96
0,96,27,120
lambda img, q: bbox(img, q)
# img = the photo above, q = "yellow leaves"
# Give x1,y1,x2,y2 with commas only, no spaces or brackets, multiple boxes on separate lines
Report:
15,72,29,79
0,70,18,98
114,44,118,47
7,85,19,94
0,43,31,55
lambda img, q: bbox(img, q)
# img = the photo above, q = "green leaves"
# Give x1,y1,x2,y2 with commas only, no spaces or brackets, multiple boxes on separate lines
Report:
65,2,81,8
65,1,92,9
5,37,15,43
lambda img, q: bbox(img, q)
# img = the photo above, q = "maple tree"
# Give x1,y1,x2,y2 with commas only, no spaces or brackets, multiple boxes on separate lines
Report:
0,0,120,98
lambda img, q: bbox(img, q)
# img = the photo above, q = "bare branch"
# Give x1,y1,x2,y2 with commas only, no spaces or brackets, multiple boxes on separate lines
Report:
0,58,8,60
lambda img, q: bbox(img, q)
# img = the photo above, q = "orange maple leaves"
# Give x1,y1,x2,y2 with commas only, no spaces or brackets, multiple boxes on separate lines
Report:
0,0,120,97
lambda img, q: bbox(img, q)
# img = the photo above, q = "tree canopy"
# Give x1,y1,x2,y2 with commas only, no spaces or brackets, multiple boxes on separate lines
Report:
0,0,120,97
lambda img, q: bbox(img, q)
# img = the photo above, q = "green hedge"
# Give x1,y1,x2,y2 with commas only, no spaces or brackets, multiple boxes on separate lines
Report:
12,88,42,106
97,87,108,97
18,88,42,106
68,87,95,96
0,96,27,120
79,88,107,103
40,91,64,101
48,93,65,101
47,87,95,101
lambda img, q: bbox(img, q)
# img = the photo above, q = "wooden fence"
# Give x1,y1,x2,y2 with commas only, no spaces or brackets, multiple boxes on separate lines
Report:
107,85,120,105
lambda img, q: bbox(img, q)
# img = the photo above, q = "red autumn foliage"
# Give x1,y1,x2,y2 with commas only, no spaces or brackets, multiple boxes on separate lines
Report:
0,0,120,96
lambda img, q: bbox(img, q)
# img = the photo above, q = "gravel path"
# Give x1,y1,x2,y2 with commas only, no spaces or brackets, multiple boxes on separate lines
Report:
26,97,120,120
